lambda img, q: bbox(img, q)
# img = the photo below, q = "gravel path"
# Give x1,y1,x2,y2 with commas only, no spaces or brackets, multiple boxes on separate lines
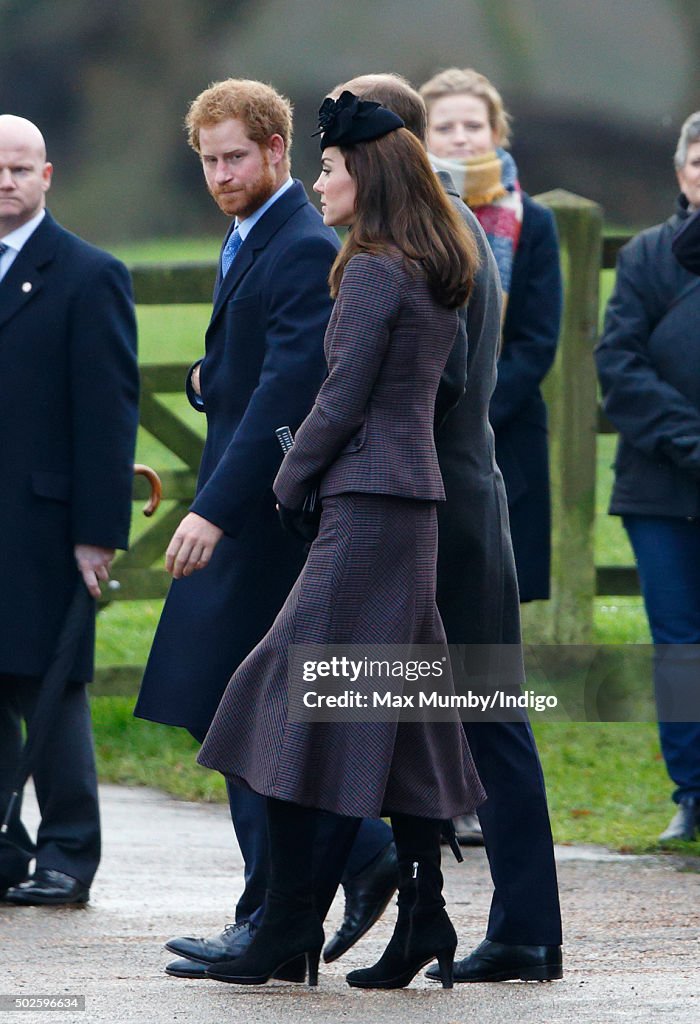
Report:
1,784,698,1024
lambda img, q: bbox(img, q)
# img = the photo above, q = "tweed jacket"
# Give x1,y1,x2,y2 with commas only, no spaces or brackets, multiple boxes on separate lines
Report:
274,249,459,508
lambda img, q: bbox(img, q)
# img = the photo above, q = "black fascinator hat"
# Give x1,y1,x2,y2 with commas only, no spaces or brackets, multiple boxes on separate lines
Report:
314,90,404,150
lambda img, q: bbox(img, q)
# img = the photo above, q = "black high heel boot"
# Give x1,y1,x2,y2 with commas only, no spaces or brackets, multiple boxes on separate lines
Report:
346,815,457,990
206,797,324,987
206,890,323,986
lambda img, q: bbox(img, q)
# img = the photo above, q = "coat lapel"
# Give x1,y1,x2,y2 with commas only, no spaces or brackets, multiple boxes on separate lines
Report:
209,180,310,326
0,212,59,331
436,169,459,198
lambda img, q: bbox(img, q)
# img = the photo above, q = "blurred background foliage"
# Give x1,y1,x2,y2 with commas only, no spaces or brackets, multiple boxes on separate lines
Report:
1,0,699,243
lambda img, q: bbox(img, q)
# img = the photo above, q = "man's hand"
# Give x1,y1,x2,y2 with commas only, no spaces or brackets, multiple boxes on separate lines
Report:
191,363,201,396
165,512,223,579
74,544,116,599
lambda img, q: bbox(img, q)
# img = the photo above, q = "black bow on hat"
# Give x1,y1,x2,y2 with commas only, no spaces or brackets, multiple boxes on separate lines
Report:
314,90,404,150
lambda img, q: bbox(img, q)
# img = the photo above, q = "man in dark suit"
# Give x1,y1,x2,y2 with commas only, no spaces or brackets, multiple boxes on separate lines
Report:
133,80,365,977
0,115,139,905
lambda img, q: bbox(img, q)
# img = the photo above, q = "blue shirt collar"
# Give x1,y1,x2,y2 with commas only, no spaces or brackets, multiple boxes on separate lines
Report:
236,177,294,240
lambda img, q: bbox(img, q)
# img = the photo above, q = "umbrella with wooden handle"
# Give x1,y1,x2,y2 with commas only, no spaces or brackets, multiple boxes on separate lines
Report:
134,463,162,517
0,463,162,891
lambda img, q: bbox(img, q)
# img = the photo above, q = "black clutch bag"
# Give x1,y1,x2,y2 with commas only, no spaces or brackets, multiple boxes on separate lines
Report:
275,426,321,544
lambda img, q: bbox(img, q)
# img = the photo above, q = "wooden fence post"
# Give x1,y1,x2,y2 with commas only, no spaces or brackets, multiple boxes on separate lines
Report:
530,189,603,643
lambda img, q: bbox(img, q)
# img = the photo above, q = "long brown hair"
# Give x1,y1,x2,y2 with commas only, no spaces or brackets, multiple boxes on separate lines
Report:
328,127,478,309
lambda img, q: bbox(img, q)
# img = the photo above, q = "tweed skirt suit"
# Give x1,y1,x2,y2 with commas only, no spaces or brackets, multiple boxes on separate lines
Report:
198,249,485,819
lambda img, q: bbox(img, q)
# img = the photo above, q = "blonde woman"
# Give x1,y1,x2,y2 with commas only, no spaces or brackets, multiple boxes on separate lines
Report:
420,68,562,604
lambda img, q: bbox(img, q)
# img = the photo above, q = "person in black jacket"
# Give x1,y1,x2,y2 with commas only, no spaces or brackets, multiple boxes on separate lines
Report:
0,115,139,905
595,111,700,842
420,67,562,605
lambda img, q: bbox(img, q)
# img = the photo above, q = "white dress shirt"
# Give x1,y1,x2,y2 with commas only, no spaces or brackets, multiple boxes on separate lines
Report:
0,208,46,282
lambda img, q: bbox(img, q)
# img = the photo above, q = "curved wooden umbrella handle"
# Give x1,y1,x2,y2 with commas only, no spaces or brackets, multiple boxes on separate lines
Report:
133,463,163,517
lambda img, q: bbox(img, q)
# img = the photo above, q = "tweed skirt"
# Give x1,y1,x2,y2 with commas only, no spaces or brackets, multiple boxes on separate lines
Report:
197,493,485,819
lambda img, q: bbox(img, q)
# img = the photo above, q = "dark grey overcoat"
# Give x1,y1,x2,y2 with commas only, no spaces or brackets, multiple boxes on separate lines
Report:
435,177,521,646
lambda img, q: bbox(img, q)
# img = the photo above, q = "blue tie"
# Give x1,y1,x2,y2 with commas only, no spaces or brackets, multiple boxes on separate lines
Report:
221,227,243,278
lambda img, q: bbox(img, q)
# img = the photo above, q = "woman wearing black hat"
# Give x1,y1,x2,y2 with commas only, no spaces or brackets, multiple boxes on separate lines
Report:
197,92,483,991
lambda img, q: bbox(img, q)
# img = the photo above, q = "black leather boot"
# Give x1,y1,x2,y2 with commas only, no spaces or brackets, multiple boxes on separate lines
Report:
346,815,457,990
206,890,323,986
206,797,324,987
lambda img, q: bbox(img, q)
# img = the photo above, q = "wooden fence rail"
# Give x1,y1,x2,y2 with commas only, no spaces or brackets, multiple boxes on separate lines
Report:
94,192,637,690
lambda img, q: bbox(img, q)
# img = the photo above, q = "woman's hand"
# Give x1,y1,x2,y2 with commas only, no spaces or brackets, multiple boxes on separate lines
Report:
276,502,319,544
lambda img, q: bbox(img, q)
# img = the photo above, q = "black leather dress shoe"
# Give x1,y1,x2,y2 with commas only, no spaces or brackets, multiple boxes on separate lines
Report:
165,954,306,984
165,920,254,964
323,842,398,964
165,921,305,983
165,958,212,979
425,939,563,983
659,797,700,841
4,869,89,907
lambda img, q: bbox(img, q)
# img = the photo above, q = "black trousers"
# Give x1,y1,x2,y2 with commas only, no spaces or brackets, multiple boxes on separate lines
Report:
465,718,562,945
0,674,100,887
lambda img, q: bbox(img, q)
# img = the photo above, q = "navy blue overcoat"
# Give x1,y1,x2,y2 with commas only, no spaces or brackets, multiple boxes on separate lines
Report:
489,195,561,602
135,182,339,738
0,211,139,680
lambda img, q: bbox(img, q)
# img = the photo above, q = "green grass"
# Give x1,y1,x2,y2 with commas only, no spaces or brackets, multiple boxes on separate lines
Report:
530,721,691,853
91,700,696,855
109,236,221,264
89,235,695,857
92,697,225,803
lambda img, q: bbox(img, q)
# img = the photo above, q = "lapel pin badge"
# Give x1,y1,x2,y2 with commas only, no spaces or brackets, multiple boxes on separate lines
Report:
22,281,32,293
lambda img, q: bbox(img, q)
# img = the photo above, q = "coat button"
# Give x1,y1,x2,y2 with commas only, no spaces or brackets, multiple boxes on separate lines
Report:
22,281,32,293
